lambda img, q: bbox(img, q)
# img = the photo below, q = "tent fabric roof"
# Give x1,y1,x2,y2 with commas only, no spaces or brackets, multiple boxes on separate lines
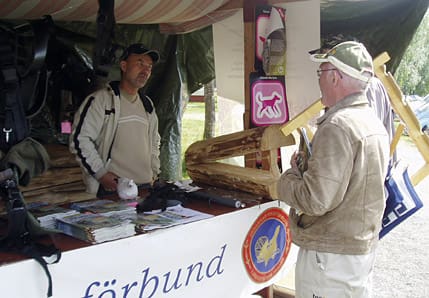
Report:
0,0,241,33
0,0,305,34
0,0,228,23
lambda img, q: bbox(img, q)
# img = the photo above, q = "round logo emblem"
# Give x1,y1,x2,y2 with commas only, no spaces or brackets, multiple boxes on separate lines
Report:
242,207,291,283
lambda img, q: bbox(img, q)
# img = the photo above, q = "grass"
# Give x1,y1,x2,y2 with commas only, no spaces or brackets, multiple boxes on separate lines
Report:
181,102,206,178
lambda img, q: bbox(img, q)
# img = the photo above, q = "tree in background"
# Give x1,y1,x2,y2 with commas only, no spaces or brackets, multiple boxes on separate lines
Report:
394,9,429,96
203,79,216,139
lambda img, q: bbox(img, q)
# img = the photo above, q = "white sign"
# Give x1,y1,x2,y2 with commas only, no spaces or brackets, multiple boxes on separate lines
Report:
0,201,297,298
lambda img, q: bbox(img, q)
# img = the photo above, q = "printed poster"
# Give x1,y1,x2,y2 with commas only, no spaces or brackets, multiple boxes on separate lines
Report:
250,73,289,127
255,5,286,76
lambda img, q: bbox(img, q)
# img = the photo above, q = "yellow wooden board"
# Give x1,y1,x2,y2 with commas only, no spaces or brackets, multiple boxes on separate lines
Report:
374,52,429,185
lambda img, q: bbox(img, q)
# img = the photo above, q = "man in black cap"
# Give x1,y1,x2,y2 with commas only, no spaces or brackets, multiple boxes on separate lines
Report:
70,43,161,197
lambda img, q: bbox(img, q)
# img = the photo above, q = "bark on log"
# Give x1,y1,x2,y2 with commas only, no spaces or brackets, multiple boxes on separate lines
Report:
185,124,295,165
187,162,279,198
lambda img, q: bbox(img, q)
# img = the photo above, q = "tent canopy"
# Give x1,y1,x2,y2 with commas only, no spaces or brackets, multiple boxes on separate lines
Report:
0,0,242,33
1,0,428,180
2,0,427,72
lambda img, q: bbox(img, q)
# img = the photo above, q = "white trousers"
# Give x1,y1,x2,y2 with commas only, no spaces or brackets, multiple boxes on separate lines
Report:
295,248,376,298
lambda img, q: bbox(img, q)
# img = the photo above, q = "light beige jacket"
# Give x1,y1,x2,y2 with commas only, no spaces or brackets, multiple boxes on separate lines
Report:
277,92,390,255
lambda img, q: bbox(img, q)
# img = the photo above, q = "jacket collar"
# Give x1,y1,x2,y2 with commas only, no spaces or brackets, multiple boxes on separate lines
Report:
108,81,120,96
107,81,153,114
317,92,368,125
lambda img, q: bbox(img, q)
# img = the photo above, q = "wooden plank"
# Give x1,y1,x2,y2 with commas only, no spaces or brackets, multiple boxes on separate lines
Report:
244,0,258,168
374,52,429,185
23,190,94,206
21,181,86,197
45,143,79,168
19,167,83,192
215,0,307,11
390,123,405,158
280,99,324,137
0,142,91,214
0,187,94,215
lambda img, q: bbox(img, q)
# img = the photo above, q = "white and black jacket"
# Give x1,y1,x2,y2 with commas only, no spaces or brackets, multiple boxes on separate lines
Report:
70,81,160,193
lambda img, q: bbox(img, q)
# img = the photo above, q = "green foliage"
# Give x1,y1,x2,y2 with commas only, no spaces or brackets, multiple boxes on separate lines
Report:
394,9,429,96
181,102,205,178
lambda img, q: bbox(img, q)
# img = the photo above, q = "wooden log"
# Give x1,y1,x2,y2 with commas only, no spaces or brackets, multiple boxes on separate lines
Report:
187,162,279,198
185,124,295,165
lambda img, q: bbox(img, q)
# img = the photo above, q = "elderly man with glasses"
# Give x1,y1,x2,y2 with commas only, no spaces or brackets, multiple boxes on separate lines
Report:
277,41,390,297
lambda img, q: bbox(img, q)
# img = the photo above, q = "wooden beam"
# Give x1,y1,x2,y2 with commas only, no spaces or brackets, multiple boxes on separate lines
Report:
280,99,324,137
374,52,429,185
244,0,286,171
215,0,306,11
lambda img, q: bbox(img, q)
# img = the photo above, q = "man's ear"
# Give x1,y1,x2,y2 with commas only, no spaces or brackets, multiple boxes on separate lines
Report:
332,71,340,86
119,60,127,73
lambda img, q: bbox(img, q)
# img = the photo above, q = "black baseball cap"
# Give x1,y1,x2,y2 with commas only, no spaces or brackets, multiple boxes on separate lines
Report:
120,43,160,63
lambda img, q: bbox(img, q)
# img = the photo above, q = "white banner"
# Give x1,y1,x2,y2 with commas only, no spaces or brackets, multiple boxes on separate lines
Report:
0,201,297,298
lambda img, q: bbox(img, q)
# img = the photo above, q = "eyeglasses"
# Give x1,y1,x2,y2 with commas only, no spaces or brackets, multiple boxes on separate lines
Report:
316,68,338,78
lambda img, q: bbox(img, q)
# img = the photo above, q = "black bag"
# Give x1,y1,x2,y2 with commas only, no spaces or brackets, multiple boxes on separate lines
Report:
0,168,61,297
0,17,51,152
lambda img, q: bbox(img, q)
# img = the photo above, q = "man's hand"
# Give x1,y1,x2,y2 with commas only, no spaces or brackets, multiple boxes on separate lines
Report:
290,151,300,171
291,150,308,174
99,172,119,191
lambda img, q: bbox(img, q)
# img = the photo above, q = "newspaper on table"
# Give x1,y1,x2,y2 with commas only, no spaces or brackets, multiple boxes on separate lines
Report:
27,201,79,229
70,199,136,216
112,204,214,233
56,212,136,244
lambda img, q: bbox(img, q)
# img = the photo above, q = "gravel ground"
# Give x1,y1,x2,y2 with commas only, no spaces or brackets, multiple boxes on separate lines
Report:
373,138,429,297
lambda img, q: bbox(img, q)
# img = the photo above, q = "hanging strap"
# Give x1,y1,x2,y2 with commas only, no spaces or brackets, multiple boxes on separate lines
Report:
0,28,29,152
0,226,61,298
0,17,52,152
3,84,30,150
94,0,116,76
22,242,62,297
0,169,61,297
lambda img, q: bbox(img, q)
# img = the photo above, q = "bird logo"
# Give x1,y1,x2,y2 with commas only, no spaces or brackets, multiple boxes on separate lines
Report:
255,225,281,266
242,207,292,283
